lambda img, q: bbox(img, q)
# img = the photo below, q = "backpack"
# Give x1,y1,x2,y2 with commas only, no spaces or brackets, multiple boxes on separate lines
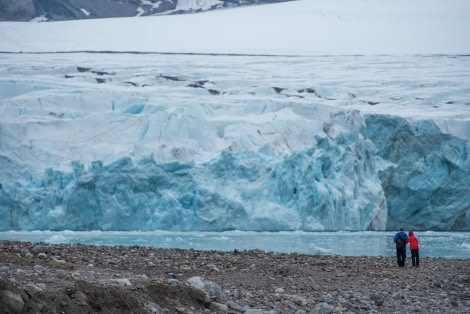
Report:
396,236,405,250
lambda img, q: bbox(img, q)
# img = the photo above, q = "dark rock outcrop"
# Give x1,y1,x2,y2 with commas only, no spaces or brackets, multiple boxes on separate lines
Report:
0,0,294,22
0,0,35,21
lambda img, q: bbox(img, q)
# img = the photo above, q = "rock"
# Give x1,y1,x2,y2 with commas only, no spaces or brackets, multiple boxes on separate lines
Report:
228,301,242,311
186,276,227,303
73,291,88,306
392,291,402,299
211,302,228,312
26,283,43,293
33,264,43,275
0,289,24,313
99,278,132,287
310,302,333,314
31,244,49,254
0,0,295,22
206,263,220,272
293,295,308,306
1,241,470,313
0,0,35,21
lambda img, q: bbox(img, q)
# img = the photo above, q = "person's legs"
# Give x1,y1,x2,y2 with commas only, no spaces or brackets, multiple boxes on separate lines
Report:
402,248,406,267
411,250,417,266
396,249,402,266
411,249,420,267
396,249,405,266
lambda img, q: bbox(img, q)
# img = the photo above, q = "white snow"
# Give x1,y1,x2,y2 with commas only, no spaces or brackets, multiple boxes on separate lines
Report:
80,8,91,17
174,0,222,12
0,0,469,55
139,0,162,9
136,7,145,16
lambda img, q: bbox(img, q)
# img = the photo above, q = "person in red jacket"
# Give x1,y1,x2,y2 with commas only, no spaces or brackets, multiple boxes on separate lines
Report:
408,230,419,267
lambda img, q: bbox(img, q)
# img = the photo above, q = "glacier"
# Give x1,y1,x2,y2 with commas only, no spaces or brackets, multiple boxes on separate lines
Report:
1,53,469,232
1,0,470,233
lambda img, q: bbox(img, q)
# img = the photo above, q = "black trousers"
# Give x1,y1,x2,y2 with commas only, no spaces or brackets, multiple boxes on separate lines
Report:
396,248,406,267
411,249,419,267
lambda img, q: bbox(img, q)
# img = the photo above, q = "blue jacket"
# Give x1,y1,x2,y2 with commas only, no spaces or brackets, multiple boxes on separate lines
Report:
394,231,408,246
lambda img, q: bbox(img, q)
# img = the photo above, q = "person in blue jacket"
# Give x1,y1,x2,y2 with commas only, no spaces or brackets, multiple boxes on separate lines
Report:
394,227,409,267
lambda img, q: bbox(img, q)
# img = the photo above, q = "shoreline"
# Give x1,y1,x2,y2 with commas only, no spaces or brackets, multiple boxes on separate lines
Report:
1,240,469,313
1,230,468,259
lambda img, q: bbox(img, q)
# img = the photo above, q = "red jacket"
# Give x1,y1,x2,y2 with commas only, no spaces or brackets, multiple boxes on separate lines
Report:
408,230,419,250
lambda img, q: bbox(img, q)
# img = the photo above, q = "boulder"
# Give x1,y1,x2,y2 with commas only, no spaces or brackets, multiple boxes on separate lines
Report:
186,276,227,303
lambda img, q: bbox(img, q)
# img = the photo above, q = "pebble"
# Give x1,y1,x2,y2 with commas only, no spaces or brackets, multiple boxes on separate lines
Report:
0,240,469,313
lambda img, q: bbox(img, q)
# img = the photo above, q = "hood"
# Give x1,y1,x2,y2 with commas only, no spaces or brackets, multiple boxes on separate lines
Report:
409,230,414,236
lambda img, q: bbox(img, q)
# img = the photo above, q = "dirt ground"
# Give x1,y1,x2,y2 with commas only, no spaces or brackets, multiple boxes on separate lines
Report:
1,240,469,313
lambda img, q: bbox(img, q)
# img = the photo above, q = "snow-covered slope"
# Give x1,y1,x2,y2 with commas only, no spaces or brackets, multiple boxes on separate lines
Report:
1,0,469,55
0,0,470,232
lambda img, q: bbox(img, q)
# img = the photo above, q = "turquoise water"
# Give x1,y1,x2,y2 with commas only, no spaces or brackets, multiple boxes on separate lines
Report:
1,230,469,259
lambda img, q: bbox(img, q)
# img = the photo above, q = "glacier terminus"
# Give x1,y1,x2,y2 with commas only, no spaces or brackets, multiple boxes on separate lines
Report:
1,53,469,232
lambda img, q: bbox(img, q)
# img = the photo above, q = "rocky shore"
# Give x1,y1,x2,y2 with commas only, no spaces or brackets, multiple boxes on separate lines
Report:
1,240,469,313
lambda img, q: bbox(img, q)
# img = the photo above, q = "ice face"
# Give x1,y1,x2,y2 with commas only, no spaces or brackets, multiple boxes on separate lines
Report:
0,53,469,231
0,122,387,232
363,115,470,231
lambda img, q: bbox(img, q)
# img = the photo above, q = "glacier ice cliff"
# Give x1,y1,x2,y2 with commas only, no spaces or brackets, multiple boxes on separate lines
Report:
1,112,469,231
0,111,388,231
1,54,470,232
363,115,470,231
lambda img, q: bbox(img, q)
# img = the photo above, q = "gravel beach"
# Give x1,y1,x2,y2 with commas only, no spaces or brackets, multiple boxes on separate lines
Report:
1,240,469,313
